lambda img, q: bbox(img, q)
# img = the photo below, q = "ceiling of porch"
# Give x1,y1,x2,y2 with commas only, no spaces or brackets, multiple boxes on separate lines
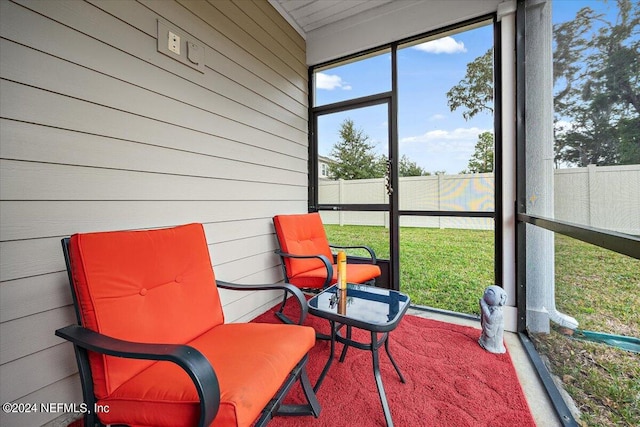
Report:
269,0,507,65
270,0,395,34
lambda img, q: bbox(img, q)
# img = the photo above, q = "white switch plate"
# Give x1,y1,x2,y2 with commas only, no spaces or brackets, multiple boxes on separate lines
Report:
157,20,205,73
168,31,180,55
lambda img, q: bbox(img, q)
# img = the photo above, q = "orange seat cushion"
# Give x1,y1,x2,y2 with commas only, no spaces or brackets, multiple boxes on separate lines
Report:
98,323,315,427
274,213,381,288
289,263,382,289
273,213,334,278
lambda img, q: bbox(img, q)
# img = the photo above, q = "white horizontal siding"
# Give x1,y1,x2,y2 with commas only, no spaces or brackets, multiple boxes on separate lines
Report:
0,238,65,283
0,200,303,241
0,340,78,405
0,376,83,427
0,273,72,323
0,0,307,425
1,115,306,174
1,160,306,201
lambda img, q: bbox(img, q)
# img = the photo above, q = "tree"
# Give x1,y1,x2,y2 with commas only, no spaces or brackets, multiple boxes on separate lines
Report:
463,132,494,173
618,117,640,164
399,155,429,176
374,154,430,178
552,7,595,116
328,119,383,179
446,0,640,167
553,0,640,166
446,48,494,120
328,119,429,179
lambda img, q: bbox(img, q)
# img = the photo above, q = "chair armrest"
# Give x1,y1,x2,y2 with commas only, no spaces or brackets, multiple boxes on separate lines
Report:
274,250,334,289
55,325,220,427
216,280,309,325
329,244,377,264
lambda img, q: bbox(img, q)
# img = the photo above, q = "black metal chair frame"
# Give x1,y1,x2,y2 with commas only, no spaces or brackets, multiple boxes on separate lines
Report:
55,238,321,427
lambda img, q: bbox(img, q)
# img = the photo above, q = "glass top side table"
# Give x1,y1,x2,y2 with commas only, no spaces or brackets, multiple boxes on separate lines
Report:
308,284,411,427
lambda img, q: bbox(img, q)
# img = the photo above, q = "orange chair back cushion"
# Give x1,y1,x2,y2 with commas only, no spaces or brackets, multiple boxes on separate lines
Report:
273,213,334,278
68,223,224,399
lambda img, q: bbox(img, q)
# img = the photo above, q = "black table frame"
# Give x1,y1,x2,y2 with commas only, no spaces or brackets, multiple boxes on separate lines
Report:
307,284,411,427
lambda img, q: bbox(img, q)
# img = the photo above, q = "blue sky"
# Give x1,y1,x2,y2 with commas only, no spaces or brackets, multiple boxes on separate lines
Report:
314,0,621,175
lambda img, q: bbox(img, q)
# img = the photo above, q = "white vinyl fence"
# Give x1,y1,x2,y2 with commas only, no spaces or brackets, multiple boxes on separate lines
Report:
554,164,639,235
319,165,639,235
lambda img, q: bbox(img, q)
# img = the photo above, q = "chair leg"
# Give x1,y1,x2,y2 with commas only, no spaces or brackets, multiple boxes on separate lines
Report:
300,367,322,417
83,413,101,427
268,356,322,421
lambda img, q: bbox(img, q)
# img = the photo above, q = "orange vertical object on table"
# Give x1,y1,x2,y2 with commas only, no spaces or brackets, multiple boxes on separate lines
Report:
337,250,347,290
338,288,347,315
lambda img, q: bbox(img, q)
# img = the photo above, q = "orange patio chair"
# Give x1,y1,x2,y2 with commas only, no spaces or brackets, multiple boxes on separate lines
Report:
55,223,320,427
272,212,381,324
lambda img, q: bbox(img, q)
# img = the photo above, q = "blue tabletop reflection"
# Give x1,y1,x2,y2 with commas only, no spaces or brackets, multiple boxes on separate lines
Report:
308,284,410,326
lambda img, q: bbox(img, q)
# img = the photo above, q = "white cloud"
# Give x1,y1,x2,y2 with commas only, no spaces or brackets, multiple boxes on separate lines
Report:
429,114,447,121
400,127,491,174
400,127,488,152
315,72,352,90
412,36,467,54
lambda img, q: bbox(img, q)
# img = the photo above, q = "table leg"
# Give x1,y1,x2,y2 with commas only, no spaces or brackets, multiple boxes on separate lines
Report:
384,336,405,383
339,325,352,362
313,320,336,392
371,331,394,427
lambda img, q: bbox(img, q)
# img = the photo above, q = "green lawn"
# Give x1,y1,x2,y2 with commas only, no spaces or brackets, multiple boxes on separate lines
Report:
538,234,639,427
554,234,640,335
325,224,494,315
325,225,640,427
